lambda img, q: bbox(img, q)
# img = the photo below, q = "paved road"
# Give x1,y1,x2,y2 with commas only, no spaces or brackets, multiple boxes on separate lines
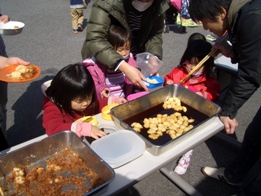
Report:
1,0,260,195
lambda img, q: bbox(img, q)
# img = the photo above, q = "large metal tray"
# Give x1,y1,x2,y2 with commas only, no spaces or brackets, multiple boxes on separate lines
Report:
0,131,115,195
111,84,221,156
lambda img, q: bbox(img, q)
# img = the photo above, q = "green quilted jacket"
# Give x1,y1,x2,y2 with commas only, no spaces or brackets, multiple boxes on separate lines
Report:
81,0,169,69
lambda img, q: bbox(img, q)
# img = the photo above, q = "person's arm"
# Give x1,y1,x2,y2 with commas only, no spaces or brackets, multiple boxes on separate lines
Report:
81,5,122,68
118,61,147,91
0,56,30,69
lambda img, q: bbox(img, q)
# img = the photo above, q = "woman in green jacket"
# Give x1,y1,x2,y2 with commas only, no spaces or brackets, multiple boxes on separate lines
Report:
81,0,169,91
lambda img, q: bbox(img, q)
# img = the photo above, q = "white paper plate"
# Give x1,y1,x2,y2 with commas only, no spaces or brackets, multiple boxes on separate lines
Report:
91,130,145,168
0,21,25,35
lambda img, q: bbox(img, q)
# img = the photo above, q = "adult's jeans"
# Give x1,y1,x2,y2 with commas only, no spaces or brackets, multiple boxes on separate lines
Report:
224,107,261,188
0,35,8,134
0,81,7,133
237,166,261,196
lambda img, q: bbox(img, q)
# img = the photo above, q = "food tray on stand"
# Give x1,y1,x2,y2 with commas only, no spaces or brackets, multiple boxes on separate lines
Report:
111,84,221,156
0,131,115,195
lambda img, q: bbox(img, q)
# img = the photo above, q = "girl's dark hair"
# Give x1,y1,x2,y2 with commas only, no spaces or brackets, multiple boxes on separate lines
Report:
188,33,206,45
189,0,231,22
46,63,96,117
179,40,214,76
108,25,131,49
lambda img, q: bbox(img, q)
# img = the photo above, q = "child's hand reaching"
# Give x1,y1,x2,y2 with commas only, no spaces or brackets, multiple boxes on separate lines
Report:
90,125,107,139
116,97,127,104
166,80,174,85
108,96,127,104
73,121,106,139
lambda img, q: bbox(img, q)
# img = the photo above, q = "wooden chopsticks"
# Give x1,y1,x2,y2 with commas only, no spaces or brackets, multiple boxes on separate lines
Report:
179,35,228,84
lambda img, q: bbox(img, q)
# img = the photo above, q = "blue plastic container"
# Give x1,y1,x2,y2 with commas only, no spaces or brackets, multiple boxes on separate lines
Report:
143,75,164,89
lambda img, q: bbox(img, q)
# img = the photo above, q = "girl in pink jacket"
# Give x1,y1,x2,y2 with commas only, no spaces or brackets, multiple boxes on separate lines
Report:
83,25,138,99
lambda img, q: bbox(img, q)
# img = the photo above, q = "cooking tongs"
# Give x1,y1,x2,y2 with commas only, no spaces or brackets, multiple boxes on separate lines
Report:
179,34,228,84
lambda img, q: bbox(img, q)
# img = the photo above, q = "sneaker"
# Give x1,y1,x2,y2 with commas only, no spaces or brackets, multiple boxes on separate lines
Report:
201,167,242,186
174,150,193,175
73,29,78,34
174,156,191,175
78,24,83,31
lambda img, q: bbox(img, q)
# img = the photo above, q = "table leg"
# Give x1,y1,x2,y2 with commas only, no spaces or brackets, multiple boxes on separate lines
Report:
160,167,203,196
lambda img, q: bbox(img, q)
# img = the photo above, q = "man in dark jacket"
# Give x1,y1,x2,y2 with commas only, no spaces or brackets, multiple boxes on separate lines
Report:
189,0,261,195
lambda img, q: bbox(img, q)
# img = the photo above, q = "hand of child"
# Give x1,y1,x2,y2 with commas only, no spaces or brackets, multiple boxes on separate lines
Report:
166,80,174,85
108,95,127,104
196,92,203,96
116,97,127,104
90,125,107,140
101,88,110,98
73,121,107,139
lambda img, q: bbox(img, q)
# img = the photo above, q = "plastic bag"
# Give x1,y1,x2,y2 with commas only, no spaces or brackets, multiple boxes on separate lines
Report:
136,52,164,74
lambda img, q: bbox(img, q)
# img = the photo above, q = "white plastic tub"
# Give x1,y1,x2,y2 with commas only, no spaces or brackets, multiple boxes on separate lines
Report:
91,130,146,168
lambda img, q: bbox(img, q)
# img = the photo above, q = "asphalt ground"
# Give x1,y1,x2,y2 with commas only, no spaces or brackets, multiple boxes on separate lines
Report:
1,0,261,196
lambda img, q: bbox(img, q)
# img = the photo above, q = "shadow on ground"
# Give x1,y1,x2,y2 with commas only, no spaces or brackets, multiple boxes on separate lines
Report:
7,74,55,147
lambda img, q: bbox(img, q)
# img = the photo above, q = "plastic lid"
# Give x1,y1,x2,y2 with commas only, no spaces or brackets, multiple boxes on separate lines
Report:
90,130,145,168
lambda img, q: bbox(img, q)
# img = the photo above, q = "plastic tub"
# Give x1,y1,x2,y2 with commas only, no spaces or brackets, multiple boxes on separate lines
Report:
91,130,145,168
143,75,164,89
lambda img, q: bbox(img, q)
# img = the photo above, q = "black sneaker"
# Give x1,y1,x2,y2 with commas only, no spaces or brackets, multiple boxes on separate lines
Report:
201,167,242,186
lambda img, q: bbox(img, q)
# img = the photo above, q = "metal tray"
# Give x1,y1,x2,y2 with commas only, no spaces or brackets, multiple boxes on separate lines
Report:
0,131,115,195
111,84,221,156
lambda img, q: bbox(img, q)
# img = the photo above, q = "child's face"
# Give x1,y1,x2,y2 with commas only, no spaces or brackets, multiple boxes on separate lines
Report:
116,41,130,58
71,97,92,112
185,59,204,73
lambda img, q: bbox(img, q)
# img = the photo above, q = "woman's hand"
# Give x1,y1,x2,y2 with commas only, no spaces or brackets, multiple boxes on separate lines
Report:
0,14,10,23
0,56,30,69
219,116,238,134
90,125,107,140
119,61,148,91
